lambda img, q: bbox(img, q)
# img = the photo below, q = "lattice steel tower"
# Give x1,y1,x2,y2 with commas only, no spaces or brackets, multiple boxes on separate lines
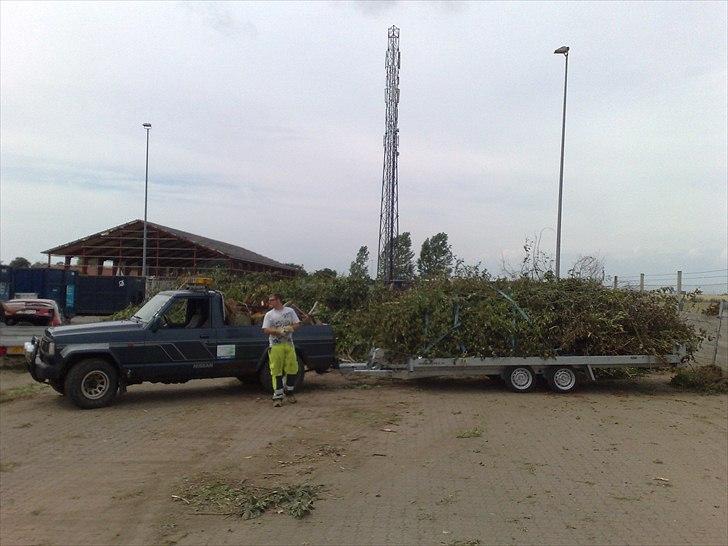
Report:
377,26,401,282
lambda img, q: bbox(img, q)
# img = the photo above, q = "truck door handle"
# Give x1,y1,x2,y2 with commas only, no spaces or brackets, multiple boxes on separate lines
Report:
199,334,210,339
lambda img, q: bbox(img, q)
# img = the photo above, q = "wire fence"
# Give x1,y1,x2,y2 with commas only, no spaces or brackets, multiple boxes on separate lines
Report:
606,269,728,294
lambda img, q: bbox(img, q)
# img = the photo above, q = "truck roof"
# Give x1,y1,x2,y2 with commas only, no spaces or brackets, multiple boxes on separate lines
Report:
157,289,219,297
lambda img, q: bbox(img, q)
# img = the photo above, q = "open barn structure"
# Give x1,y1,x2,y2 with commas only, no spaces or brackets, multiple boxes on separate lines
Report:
43,219,298,278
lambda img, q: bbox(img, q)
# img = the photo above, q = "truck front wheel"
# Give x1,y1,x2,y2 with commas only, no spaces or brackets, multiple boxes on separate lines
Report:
64,358,118,409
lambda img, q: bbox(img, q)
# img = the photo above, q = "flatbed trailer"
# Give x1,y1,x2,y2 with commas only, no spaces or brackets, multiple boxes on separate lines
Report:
339,349,688,393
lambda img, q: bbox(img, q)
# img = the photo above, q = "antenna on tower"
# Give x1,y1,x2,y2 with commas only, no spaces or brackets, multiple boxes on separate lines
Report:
377,25,401,284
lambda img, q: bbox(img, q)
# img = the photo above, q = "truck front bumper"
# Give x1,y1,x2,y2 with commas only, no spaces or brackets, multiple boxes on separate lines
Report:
25,339,58,382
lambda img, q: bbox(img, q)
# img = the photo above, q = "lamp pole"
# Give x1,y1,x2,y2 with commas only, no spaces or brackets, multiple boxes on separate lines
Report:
142,123,151,277
554,46,569,279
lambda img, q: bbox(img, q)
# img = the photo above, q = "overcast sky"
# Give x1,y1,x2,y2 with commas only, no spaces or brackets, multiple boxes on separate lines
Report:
1,1,726,290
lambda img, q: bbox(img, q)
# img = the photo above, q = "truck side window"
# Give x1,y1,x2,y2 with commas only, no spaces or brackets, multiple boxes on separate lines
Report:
161,298,188,328
160,297,210,329
185,299,209,329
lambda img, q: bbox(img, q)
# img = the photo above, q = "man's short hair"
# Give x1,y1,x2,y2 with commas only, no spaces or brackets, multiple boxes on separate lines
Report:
269,293,283,302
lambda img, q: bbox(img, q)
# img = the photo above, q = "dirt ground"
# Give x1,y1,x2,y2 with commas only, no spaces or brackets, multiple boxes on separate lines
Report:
1,365,726,546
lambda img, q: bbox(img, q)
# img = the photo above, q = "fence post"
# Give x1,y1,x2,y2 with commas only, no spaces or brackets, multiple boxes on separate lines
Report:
677,270,683,294
613,275,618,289
713,301,726,366
639,273,644,291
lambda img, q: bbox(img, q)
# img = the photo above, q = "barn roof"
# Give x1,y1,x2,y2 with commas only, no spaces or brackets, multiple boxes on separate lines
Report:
43,219,296,272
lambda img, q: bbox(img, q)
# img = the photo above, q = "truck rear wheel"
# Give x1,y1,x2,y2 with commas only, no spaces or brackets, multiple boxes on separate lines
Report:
545,367,578,393
64,358,118,409
504,366,535,393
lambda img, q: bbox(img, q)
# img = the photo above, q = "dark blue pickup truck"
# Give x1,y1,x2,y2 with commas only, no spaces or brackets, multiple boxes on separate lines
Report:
24,288,336,409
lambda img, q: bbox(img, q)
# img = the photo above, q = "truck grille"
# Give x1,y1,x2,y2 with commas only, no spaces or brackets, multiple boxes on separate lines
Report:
40,337,50,354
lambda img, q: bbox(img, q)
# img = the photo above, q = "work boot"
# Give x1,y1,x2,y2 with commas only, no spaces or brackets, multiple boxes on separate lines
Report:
273,398,283,407
286,393,297,404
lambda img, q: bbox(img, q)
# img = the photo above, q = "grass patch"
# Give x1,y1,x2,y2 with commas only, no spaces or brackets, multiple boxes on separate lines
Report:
0,383,49,403
0,356,28,370
178,479,321,519
0,462,19,472
670,365,728,394
456,427,482,439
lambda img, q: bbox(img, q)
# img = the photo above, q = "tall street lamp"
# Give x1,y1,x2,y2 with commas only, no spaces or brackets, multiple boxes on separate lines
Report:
142,123,151,277
554,45,569,279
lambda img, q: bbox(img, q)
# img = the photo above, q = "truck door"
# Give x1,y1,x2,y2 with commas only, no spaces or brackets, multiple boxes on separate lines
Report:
141,294,216,379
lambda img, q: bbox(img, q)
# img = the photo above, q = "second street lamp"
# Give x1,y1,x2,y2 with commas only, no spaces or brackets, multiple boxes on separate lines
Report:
554,45,569,279
142,122,151,277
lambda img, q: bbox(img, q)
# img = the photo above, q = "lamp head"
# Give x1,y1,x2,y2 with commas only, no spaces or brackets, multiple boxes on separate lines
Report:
554,46,569,55
142,123,151,129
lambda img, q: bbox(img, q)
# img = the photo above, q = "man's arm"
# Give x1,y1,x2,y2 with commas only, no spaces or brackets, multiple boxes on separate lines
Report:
287,308,301,332
262,313,283,336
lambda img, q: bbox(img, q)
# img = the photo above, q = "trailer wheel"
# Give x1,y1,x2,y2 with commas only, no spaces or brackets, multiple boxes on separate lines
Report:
505,366,535,392
546,367,578,393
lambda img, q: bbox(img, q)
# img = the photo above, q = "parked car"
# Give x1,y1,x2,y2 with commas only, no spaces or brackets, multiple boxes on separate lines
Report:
1,298,63,327
25,287,337,409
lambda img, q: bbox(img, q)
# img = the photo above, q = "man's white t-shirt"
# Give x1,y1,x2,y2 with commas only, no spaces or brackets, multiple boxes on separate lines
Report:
262,306,300,347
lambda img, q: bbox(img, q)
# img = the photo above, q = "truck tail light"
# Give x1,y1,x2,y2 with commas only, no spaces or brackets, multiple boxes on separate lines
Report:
0,346,7,357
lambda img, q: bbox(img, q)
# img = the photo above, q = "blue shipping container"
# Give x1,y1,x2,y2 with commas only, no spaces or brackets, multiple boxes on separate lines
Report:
5,268,77,316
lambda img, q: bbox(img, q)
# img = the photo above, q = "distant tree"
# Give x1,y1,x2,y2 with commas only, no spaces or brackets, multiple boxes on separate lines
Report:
284,263,307,275
31,261,47,268
312,268,338,279
381,232,415,281
569,255,605,282
417,233,453,278
9,257,31,268
349,246,370,279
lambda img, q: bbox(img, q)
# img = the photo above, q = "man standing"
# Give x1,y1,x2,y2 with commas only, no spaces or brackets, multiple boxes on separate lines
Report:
262,294,301,407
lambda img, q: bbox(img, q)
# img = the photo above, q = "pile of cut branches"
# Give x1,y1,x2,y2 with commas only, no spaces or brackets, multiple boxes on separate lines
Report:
346,277,702,361
178,479,321,519
109,270,703,363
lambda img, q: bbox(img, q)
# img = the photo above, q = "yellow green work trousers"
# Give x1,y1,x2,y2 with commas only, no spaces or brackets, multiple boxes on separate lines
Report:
268,343,298,398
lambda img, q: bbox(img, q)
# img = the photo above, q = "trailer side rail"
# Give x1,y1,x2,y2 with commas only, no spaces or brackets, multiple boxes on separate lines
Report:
339,349,687,393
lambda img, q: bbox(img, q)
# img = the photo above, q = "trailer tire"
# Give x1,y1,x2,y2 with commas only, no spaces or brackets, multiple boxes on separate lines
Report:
505,366,536,392
545,367,578,393
64,358,118,409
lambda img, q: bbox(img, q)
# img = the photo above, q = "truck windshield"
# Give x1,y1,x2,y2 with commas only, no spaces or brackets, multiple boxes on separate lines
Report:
132,294,172,323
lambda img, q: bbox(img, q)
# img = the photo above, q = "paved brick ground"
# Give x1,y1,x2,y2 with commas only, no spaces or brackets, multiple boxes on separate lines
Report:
1,372,726,545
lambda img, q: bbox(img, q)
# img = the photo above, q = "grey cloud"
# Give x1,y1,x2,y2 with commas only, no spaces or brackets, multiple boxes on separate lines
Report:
183,1,258,38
